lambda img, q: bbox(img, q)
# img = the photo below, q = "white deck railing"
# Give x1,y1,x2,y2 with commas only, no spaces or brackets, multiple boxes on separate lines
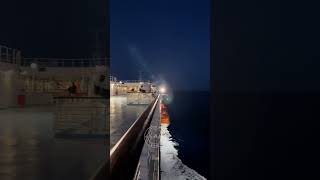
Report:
21,57,109,67
54,97,108,136
0,44,109,68
127,93,156,105
0,45,22,65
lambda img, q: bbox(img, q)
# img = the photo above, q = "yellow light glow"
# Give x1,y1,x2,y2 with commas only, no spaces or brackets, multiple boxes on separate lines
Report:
159,87,166,94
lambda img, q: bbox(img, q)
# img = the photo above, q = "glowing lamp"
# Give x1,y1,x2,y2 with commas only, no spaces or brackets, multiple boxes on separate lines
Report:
159,87,166,94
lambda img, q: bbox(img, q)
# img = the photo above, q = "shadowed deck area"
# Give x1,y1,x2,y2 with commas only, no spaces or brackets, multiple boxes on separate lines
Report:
0,106,106,180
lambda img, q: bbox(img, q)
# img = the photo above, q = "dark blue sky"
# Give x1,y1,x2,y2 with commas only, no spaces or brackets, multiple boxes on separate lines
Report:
110,0,210,91
0,0,106,58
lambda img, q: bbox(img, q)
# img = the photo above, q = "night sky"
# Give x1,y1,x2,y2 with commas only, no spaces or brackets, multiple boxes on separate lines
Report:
0,0,107,58
214,0,320,93
213,0,320,179
110,0,210,91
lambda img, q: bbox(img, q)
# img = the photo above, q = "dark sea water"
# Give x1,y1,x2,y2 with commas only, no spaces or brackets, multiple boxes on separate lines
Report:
161,92,320,179
213,93,320,179
165,91,210,178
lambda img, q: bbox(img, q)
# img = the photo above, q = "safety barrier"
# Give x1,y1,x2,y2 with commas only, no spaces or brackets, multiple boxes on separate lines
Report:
109,95,159,179
0,44,109,68
53,97,108,137
0,45,22,64
90,94,159,179
134,99,161,180
21,57,109,67
127,92,156,105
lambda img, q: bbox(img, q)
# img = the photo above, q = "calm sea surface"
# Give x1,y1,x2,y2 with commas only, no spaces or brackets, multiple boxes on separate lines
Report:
161,91,210,179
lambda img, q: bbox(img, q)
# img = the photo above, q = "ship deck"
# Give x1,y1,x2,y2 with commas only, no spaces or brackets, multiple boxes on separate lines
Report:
0,106,106,180
110,96,148,147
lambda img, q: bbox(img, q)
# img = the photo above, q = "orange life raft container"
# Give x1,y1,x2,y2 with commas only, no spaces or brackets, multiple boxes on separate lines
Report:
160,103,170,125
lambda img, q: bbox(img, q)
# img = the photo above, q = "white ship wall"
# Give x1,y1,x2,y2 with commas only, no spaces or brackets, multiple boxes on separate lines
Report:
0,67,21,108
0,63,109,108
20,67,104,80
110,82,155,96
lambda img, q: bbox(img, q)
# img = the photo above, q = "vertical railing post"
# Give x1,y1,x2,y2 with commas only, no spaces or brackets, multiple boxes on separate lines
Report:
11,49,13,64
5,48,8,63
0,45,2,62
13,49,16,64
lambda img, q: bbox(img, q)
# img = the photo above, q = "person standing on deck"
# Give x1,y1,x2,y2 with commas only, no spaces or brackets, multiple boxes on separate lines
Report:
68,82,77,96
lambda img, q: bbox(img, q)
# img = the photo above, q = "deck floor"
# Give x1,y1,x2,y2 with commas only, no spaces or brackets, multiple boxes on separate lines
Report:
110,96,148,148
0,106,106,180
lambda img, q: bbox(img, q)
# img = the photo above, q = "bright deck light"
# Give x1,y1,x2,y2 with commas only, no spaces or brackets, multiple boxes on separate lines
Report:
159,87,166,94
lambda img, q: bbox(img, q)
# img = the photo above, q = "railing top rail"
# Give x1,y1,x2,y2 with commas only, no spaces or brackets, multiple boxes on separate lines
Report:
23,57,110,60
111,80,152,83
108,95,159,179
0,45,22,65
53,96,107,99
0,43,110,68
20,57,109,67
110,94,158,153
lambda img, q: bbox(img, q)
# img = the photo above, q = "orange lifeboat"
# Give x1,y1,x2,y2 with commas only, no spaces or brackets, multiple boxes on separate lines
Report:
160,103,170,125
161,114,170,125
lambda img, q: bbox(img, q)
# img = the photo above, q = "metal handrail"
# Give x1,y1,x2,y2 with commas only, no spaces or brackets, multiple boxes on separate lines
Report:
90,95,159,180
127,93,155,105
54,96,108,136
122,80,151,83
0,45,22,65
110,80,152,84
0,44,110,68
134,99,161,180
109,95,159,179
21,57,109,67
53,96,107,99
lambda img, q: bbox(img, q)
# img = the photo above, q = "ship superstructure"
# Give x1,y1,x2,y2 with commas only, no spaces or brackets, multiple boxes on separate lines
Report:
110,75,157,104
0,44,108,179
0,44,108,135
